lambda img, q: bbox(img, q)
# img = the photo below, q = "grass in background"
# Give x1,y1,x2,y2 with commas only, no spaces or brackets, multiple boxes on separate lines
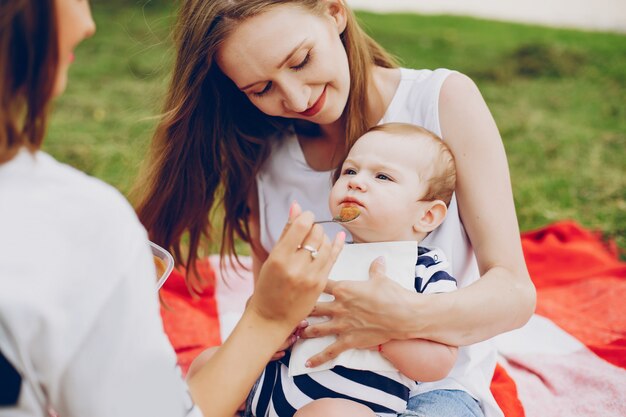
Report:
46,1,174,193
46,2,626,252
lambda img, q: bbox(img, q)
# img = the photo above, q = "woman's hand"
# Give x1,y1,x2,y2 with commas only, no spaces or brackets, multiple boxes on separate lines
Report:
188,203,343,416
248,202,345,331
300,257,420,368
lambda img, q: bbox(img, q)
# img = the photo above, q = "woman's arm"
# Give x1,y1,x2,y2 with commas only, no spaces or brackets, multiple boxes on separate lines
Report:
188,203,345,416
188,306,295,416
248,192,303,360
419,72,536,343
301,73,535,366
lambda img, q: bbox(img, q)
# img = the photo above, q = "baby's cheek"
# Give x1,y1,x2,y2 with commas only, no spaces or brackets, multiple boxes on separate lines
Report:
328,188,341,211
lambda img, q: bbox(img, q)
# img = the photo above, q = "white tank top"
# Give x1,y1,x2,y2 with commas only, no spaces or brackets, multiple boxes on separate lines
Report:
256,68,502,417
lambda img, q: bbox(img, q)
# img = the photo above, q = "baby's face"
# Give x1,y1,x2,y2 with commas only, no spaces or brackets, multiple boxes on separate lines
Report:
329,131,430,243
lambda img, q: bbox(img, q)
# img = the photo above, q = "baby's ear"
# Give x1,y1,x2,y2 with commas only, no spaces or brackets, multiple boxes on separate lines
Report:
413,200,448,233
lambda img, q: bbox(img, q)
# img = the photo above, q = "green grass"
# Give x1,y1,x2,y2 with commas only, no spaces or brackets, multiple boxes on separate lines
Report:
46,2,626,252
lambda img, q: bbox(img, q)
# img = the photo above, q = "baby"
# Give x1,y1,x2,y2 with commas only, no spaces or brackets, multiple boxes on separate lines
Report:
245,123,460,417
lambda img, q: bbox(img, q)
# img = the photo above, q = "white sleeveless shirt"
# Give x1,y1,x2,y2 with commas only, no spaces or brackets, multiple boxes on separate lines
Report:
256,68,502,417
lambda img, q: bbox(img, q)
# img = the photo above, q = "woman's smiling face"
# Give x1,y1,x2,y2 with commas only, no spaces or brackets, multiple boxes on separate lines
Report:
216,2,351,125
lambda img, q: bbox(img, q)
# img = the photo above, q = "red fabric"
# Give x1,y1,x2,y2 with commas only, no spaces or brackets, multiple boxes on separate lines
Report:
521,221,626,369
159,220,626,416
491,364,524,417
489,220,626,416
159,260,221,374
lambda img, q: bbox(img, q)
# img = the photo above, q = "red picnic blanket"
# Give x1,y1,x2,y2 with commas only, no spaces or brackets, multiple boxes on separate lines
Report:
160,221,626,416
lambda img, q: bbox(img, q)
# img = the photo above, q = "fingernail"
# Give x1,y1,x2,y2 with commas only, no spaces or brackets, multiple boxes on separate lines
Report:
289,201,296,218
337,231,346,242
305,361,312,368
300,320,309,328
375,256,386,265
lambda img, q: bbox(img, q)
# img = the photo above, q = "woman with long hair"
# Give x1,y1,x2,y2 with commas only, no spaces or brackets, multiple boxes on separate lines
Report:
135,1,536,416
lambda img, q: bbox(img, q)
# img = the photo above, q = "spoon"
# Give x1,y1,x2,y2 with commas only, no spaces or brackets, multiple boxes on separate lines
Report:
315,206,361,224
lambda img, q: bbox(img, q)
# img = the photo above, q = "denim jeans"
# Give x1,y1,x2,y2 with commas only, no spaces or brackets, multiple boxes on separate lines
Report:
399,389,485,417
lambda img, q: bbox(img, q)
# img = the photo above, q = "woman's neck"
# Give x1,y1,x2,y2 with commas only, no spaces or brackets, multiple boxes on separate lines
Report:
367,66,401,125
296,66,401,172
296,117,346,171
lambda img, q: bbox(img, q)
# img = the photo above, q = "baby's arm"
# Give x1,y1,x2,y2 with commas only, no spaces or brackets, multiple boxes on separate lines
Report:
381,247,458,382
380,339,457,382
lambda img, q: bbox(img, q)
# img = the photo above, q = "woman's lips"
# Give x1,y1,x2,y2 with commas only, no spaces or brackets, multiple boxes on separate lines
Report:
298,86,327,117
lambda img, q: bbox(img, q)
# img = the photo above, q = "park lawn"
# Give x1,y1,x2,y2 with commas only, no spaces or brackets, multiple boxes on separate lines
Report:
46,1,626,253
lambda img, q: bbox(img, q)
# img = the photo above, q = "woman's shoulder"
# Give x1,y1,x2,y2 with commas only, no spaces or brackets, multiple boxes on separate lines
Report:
37,151,136,216
438,71,482,107
399,67,480,96
2,150,144,243
399,67,456,84
383,68,462,133
0,150,151,325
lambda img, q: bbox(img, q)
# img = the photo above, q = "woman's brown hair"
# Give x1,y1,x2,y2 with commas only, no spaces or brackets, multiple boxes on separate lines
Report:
0,0,59,164
133,0,397,291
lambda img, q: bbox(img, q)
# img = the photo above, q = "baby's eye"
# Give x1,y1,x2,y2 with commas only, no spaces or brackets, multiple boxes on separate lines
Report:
343,168,357,175
376,173,392,181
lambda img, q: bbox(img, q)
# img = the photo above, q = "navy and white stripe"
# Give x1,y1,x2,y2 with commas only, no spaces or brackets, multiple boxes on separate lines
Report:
250,352,410,417
249,246,457,417
415,246,457,294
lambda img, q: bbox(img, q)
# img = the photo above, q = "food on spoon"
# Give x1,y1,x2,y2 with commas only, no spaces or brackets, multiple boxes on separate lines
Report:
334,205,361,222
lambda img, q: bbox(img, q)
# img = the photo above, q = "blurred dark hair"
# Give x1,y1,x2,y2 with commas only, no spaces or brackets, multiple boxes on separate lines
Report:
0,0,59,163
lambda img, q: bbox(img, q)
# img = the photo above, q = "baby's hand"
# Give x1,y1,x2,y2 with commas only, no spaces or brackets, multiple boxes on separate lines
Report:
270,320,308,361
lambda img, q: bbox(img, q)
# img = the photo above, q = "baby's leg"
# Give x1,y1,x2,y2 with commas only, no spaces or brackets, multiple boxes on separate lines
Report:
294,398,376,417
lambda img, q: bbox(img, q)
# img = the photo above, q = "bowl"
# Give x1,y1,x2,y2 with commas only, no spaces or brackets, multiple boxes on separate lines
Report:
149,241,175,290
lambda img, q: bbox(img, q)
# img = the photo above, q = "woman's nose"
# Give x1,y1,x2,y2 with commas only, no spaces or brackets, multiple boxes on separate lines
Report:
85,18,96,39
281,80,309,113
83,4,97,39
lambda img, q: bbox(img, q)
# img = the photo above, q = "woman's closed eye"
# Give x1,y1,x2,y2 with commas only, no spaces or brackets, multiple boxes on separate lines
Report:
290,51,311,72
251,52,310,98
252,81,273,98
251,49,312,98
